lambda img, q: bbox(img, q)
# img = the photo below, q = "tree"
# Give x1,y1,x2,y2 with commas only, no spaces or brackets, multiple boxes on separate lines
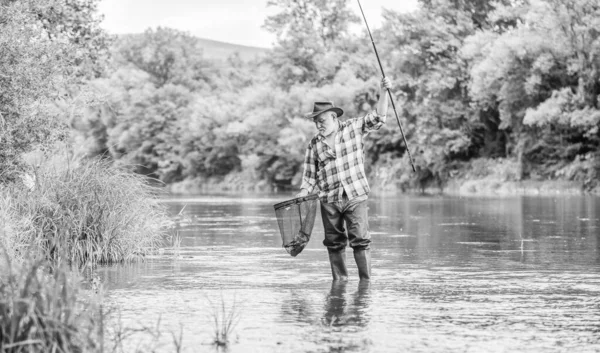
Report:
76,28,228,182
0,0,110,183
419,0,522,31
7,0,111,79
377,2,478,189
263,0,360,88
114,27,213,90
0,3,69,182
464,0,600,184
366,0,534,190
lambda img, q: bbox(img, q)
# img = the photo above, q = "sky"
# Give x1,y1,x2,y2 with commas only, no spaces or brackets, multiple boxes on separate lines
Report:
97,0,418,48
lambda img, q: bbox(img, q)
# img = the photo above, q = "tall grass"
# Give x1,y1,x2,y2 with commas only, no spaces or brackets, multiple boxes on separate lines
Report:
0,156,168,266
0,251,102,353
207,294,242,347
0,151,176,352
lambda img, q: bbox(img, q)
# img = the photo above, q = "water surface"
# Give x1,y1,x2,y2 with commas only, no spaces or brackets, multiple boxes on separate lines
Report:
100,194,600,352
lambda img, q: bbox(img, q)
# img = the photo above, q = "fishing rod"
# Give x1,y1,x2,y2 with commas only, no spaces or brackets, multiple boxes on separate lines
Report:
356,0,416,173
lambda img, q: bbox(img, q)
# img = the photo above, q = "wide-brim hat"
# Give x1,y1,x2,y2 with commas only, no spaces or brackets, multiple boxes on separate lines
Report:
304,101,344,120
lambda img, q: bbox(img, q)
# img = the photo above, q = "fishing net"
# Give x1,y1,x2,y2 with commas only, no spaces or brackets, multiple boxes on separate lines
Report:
273,194,319,257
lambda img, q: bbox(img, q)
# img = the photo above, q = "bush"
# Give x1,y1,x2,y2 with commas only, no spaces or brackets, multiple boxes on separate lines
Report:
463,158,521,181
1,156,168,266
555,152,600,190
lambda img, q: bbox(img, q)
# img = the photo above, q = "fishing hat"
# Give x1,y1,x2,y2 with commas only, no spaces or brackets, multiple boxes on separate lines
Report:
304,101,344,120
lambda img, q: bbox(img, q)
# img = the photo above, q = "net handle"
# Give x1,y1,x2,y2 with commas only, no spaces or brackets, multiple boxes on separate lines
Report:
273,194,319,210
297,200,303,228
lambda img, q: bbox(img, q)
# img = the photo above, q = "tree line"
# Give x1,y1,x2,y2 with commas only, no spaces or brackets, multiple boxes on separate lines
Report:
3,0,600,191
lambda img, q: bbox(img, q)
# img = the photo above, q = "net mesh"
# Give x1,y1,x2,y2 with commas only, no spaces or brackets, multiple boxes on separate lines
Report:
273,194,319,257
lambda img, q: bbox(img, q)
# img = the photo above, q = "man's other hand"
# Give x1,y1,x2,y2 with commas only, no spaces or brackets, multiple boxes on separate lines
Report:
295,189,309,198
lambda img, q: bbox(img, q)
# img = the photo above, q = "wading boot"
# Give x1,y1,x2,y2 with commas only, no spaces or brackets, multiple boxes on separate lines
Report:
328,250,349,281
353,249,371,281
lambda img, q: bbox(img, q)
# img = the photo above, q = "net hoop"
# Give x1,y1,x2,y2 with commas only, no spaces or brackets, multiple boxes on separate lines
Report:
273,194,319,211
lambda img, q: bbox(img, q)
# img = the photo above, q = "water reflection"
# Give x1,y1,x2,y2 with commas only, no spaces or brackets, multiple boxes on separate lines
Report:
323,281,346,327
102,194,600,353
322,281,371,328
280,290,314,325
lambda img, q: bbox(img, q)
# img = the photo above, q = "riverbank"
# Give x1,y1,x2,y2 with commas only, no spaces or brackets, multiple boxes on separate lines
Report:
374,176,598,197
445,178,598,196
0,156,172,351
168,173,599,197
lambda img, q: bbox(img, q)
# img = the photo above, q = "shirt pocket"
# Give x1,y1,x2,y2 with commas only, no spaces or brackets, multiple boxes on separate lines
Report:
317,151,334,168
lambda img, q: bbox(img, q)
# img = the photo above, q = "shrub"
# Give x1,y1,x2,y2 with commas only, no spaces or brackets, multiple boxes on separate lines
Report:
555,152,600,190
465,158,521,181
1,156,168,266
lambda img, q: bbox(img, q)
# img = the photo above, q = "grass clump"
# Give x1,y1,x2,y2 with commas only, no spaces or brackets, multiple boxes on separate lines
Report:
0,152,173,352
0,252,102,353
1,156,168,266
207,294,241,348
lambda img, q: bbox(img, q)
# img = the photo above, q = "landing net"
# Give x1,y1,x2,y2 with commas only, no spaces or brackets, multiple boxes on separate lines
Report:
273,194,319,257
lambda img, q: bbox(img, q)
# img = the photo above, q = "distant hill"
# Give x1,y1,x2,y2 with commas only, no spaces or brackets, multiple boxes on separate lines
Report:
195,37,269,62
115,34,269,63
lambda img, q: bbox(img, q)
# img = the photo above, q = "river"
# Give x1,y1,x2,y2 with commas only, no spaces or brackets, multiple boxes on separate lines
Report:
99,194,600,353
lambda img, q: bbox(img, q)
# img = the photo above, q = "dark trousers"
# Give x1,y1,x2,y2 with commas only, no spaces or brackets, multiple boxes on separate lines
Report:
320,194,370,252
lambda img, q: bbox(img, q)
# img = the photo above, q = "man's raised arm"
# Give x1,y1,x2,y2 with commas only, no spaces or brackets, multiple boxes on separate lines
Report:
376,77,392,120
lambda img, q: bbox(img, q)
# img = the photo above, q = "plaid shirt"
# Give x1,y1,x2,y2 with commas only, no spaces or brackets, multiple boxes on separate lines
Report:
300,111,386,203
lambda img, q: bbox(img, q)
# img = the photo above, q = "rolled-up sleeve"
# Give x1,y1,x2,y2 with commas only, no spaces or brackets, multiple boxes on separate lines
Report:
300,142,318,192
355,110,386,134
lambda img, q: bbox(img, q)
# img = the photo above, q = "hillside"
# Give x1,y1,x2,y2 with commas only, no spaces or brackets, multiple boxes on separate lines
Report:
116,33,268,63
195,37,268,62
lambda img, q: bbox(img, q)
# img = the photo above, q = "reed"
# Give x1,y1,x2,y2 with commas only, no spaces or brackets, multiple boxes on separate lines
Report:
0,156,169,266
171,231,182,258
0,153,177,352
207,293,242,347
0,252,101,353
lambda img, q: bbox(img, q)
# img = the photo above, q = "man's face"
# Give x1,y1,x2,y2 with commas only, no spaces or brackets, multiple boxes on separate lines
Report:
314,111,337,137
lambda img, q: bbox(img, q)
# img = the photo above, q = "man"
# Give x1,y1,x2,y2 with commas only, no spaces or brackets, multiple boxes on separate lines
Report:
296,77,392,281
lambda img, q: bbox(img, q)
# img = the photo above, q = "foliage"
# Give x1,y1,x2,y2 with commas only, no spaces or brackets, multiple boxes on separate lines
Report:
554,152,600,189
16,0,111,79
264,0,360,88
76,28,254,183
462,157,521,181
1,153,167,266
464,0,600,185
0,3,70,182
418,0,522,31
0,254,101,353
66,0,600,192
114,28,212,90
378,1,480,188
0,0,110,184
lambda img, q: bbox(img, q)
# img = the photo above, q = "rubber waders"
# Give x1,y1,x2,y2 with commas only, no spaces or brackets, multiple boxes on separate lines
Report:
328,250,349,281
353,249,371,280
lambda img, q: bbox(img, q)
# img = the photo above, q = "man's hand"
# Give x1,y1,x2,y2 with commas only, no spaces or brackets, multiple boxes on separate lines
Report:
380,77,392,91
376,76,393,117
295,189,309,198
